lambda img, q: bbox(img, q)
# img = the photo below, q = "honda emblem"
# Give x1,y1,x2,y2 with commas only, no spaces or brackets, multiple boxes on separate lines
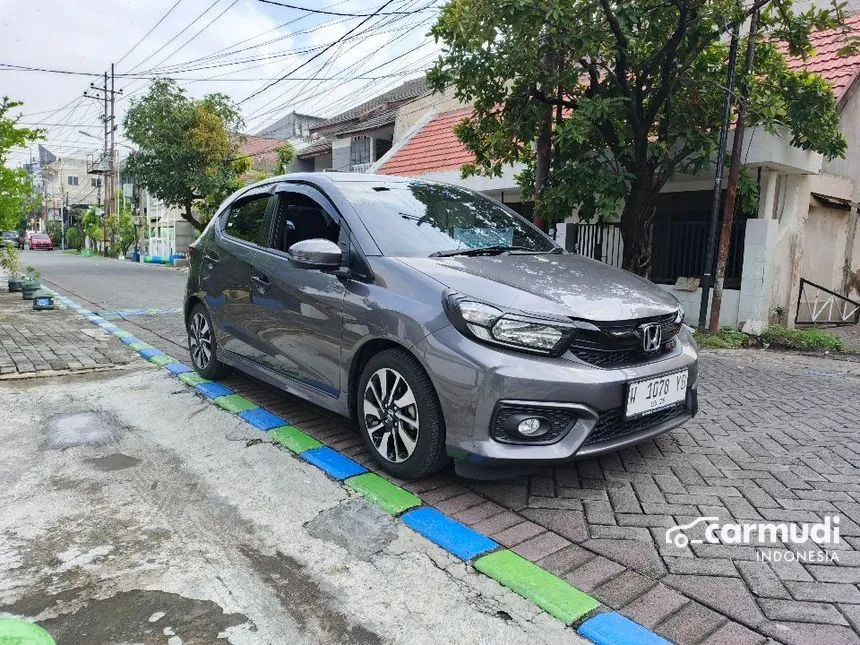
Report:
639,323,662,353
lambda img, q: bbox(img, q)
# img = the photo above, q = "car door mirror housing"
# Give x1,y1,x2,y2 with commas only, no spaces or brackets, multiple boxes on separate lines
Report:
287,238,342,270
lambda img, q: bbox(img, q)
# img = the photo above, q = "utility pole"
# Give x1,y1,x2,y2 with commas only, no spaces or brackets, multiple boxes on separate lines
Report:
698,21,741,329
83,64,121,256
709,10,760,333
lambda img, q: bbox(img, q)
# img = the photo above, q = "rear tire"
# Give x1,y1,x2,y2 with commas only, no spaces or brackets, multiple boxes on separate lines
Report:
356,348,449,479
187,303,231,379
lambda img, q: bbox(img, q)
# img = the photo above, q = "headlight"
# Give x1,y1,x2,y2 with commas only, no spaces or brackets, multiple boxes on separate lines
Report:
444,293,575,355
674,309,685,324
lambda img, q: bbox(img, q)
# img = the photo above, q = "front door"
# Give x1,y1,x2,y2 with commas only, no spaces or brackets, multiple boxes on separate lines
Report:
249,186,346,397
203,189,274,363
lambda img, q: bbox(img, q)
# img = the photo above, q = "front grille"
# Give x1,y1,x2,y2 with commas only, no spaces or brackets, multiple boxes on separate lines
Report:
569,312,681,368
581,404,688,448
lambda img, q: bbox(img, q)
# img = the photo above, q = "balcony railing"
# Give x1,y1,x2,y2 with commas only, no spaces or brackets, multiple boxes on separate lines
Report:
350,162,374,173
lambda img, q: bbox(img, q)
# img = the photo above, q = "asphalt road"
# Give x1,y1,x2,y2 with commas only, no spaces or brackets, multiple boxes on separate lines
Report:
22,250,186,311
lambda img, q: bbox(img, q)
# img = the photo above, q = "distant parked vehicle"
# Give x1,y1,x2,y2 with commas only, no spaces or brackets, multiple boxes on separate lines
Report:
29,233,54,251
1,231,17,248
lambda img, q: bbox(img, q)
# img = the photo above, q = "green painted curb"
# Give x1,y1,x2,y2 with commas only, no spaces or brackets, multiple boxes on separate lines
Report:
178,372,209,386
473,550,600,624
346,472,421,515
213,394,258,413
149,354,177,367
128,342,153,351
0,618,56,644
113,330,132,338
270,425,322,453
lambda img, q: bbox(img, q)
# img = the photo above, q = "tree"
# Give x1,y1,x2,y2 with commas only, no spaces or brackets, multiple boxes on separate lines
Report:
81,206,103,250
428,0,853,275
0,97,42,230
275,144,296,174
123,80,245,232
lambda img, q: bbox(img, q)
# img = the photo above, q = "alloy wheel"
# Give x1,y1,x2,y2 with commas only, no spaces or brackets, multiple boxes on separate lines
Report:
189,312,212,370
363,367,420,463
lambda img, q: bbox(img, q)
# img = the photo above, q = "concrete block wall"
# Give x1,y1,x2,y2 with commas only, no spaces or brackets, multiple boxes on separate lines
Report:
737,218,779,328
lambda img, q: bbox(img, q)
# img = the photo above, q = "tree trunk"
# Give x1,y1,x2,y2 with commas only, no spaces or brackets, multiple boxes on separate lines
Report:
182,199,203,232
620,173,658,277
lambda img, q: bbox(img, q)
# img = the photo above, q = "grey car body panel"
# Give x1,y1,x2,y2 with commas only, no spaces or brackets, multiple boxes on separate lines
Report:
185,172,699,472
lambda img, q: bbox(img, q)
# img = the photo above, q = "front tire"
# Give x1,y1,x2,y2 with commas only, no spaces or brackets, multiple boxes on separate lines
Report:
187,303,230,379
356,348,449,479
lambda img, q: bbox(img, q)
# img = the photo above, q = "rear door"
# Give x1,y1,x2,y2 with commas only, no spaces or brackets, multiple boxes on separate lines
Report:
202,188,275,364
249,185,347,397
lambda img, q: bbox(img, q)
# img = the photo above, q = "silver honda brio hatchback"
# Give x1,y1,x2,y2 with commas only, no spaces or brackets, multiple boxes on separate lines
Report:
185,173,698,479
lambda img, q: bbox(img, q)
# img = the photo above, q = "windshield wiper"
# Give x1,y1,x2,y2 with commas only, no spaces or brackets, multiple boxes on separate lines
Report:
429,245,531,258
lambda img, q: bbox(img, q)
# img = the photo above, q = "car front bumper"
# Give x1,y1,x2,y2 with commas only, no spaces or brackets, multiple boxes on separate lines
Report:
414,324,699,474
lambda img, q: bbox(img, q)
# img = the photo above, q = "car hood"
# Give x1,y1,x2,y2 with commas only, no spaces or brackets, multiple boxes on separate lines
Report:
395,253,681,321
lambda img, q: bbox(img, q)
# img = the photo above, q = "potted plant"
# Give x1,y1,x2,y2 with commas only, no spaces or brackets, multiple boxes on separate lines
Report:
1,246,22,292
21,266,41,300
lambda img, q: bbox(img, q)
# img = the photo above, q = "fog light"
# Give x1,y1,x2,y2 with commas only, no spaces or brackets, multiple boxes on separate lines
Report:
517,418,546,437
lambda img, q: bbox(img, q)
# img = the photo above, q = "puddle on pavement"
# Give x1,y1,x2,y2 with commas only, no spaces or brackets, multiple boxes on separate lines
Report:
44,412,121,449
305,498,397,560
83,453,141,471
26,589,249,645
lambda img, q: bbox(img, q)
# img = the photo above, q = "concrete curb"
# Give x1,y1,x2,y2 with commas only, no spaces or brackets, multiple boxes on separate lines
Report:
46,288,671,644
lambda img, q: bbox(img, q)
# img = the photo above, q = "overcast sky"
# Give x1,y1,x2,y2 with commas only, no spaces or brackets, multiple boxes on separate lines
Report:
0,0,441,166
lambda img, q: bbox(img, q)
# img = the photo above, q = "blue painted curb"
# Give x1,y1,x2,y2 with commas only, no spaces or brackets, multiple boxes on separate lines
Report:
165,363,193,375
195,382,234,399
119,336,142,345
401,507,498,561
138,348,165,359
300,447,367,480
100,323,119,331
238,408,287,431
578,613,670,645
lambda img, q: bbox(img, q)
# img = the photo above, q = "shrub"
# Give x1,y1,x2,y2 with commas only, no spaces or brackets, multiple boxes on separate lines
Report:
66,227,81,249
693,328,750,349
761,325,844,352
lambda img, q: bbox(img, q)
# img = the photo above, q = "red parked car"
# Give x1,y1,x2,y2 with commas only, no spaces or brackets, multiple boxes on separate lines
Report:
29,233,54,251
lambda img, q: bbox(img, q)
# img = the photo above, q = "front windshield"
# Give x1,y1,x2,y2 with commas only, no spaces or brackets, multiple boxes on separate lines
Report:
338,181,557,257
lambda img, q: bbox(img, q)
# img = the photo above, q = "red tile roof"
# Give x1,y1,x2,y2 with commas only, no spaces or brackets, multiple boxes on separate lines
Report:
786,14,860,103
377,108,475,177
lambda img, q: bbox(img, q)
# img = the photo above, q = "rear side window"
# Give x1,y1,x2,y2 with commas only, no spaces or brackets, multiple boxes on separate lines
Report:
223,195,271,245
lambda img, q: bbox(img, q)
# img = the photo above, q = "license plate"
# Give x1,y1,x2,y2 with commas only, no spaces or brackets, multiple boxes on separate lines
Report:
626,369,688,418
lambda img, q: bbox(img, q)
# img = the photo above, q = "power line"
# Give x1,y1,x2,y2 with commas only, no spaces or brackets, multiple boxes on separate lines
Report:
257,0,430,16
238,0,400,105
115,0,185,65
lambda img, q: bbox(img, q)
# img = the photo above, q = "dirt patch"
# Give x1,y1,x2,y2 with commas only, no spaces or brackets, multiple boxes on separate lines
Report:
241,545,384,645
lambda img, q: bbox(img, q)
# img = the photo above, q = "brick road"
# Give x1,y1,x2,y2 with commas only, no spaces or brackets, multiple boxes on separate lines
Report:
42,295,860,644
0,284,133,375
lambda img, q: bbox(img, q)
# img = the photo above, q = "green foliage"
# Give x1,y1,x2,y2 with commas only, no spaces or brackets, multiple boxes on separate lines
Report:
112,192,136,255
761,325,844,351
66,227,81,250
429,0,852,274
275,144,296,174
694,327,751,349
81,206,103,248
0,97,43,230
0,244,21,276
46,220,63,246
123,80,244,231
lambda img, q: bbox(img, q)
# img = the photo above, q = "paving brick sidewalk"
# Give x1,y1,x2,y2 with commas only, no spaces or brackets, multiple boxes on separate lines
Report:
0,286,133,376
40,289,860,644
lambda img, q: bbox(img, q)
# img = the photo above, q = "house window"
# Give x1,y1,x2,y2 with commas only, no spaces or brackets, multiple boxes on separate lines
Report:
90,177,101,188
67,175,79,186
350,136,371,168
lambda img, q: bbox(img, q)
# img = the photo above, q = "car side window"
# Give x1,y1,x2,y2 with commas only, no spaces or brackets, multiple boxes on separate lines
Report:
223,194,271,245
270,192,339,253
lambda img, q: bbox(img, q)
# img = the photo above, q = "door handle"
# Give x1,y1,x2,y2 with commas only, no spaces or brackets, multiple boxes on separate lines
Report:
251,273,271,294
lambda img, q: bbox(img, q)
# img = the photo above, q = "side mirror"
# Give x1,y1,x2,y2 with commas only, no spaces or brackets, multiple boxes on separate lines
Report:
287,238,342,270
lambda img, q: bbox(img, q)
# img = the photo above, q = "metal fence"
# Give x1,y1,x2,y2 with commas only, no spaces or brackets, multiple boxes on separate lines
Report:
796,278,860,325
574,218,747,288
